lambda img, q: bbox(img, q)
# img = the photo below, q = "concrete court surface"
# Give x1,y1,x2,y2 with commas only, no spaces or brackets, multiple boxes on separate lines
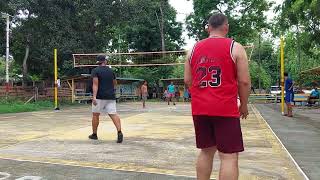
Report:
0,102,307,180
255,104,319,180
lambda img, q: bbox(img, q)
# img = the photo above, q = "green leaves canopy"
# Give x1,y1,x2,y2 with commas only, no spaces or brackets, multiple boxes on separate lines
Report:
186,0,272,44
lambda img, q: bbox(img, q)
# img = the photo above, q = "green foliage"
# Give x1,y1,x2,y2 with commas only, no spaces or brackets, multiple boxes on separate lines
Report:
169,65,184,78
2,0,183,81
250,39,279,86
109,0,184,52
275,0,320,86
121,66,174,87
0,57,4,77
249,61,272,89
282,32,320,85
186,0,272,44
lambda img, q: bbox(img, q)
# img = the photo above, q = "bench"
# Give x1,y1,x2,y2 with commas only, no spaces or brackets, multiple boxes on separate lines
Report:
117,94,139,102
249,94,277,103
293,94,309,106
75,89,92,103
308,97,320,106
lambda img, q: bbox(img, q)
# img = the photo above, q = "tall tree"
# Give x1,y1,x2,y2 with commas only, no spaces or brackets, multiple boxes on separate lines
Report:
186,0,272,44
106,0,184,52
275,0,320,85
8,0,119,81
3,0,184,86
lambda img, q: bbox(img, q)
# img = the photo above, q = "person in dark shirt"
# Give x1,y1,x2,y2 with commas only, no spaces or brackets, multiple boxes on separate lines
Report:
284,72,294,117
152,87,157,99
89,55,123,143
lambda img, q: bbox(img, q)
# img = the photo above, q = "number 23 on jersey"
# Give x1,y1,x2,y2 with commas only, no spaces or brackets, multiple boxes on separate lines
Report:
196,66,222,88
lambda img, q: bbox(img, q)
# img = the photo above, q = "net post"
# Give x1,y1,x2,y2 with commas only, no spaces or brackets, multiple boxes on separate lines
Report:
280,36,285,115
54,48,59,110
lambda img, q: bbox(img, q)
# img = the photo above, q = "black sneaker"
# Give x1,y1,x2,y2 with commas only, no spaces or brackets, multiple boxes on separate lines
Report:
89,133,98,140
117,131,123,143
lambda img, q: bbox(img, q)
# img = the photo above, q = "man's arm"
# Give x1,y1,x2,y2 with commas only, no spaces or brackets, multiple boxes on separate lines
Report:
113,73,117,87
233,42,251,119
289,80,294,91
113,80,117,87
184,50,192,87
92,77,98,100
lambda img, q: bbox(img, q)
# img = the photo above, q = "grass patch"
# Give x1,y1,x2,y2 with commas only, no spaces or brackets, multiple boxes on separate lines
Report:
0,98,86,114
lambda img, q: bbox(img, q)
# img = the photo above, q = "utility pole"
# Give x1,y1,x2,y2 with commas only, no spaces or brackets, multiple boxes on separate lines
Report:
1,12,10,98
297,26,301,77
258,33,261,93
118,34,122,77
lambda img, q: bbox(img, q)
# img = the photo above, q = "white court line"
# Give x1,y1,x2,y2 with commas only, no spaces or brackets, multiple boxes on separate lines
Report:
252,105,310,180
0,116,16,119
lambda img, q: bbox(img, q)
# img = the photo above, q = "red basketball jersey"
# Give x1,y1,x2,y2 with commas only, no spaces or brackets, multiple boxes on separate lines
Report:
189,37,239,117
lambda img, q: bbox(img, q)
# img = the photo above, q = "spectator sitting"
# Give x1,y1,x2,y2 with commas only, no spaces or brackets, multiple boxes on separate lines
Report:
308,87,319,105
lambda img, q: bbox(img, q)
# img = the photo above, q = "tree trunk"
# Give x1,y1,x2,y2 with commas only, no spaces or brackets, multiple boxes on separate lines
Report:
156,6,165,52
159,5,165,52
22,44,30,87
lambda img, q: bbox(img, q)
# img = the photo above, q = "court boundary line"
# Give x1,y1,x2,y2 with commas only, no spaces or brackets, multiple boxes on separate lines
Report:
0,155,196,179
252,105,310,180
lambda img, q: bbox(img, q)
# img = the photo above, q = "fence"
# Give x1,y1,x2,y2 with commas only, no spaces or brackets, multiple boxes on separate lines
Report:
0,86,72,101
249,94,278,103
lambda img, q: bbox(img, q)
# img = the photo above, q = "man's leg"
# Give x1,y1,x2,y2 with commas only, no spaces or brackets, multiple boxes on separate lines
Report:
109,114,121,132
285,93,294,116
109,113,123,143
288,103,293,116
214,117,244,180
89,113,100,140
92,113,100,134
172,95,176,105
196,146,217,180
285,102,293,117
219,152,239,180
142,98,145,108
286,102,290,116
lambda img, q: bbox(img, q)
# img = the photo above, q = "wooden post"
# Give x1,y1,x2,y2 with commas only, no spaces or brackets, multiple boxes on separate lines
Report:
71,78,75,103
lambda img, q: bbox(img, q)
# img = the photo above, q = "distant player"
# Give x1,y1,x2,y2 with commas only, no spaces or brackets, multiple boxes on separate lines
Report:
141,81,148,108
284,72,294,117
184,13,251,180
152,87,157,99
89,55,123,143
167,81,176,105
183,88,190,102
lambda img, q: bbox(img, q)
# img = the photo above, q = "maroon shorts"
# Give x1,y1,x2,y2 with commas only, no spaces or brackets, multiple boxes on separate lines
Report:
193,116,244,153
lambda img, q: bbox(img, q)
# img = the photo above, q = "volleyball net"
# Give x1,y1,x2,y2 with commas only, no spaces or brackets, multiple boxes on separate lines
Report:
72,46,254,68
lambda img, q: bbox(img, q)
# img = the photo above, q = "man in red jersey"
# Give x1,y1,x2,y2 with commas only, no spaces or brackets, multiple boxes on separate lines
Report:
184,14,251,180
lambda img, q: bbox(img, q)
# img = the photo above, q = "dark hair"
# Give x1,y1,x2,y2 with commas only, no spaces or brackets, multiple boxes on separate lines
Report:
284,72,289,77
208,13,228,28
96,55,106,61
